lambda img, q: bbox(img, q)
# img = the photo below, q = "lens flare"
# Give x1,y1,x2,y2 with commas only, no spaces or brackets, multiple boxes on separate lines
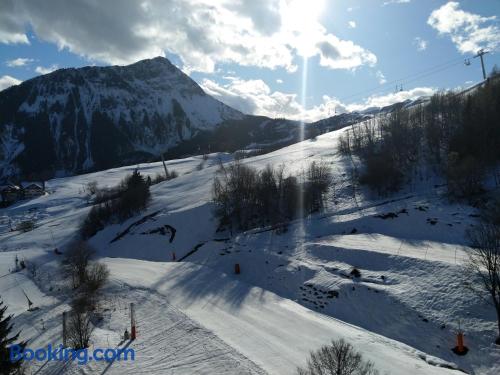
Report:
283,0,326,57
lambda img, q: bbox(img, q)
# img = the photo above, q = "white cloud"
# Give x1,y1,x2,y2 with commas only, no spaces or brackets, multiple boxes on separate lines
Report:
348,87,435,111
0,75,22,91
376,71,387,84
276,79,283,84
202,77,304,119
202,76,350,122
383,0,410,6
201,77,434,122
0,30,29,44
428,2,500,54
35,64,58,75
0,1,30,44
413,37,428,51
0,0,376,73
316,34,377,70
6,57,34,67
348,21,356,29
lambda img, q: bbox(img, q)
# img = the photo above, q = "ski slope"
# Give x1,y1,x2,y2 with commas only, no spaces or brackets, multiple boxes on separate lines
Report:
1,125,499,374
103,258,460,375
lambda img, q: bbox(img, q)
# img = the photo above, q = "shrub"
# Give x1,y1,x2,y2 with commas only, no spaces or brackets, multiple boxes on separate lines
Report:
482,194,500,225
16,220,35,233
359,150,403,195
62,241,95,289
350,268,361,278
213,161,259,230
86,181,98,195
80,170,151,238
80,203,109,239
92,186,122,205
446,152,484,199
152,169,178,185
297,339,379,375
118,170,151,220
213,161,330,232
85,262,110,294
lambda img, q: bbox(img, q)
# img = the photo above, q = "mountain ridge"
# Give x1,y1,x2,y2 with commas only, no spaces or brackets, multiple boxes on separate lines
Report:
0,56,245,180
0,56,409,182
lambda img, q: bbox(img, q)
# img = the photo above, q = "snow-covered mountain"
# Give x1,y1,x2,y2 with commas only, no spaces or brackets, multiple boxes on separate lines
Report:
0,56,430,182
0,57,245,180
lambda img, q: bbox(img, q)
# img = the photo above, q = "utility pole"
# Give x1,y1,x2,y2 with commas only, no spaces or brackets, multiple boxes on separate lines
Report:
160,152,168,178
130,302,136,340
474,49,489,81
62,311,67,347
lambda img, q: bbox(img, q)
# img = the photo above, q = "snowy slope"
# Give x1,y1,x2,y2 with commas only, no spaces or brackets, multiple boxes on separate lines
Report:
104,259,461,375
24,284,266,375
0,123,499,374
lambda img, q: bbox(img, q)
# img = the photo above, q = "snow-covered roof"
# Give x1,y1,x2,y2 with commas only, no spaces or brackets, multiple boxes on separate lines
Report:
0,183,21,191
21,182,43,189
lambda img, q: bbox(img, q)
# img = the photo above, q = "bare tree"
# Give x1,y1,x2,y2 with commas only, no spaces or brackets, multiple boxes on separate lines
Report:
27,261,38,278
297,339,379,375
66,309,93,349
214,161,309,231
304,161,332,214
61,239,110,350
85,262,110,294
338,132,352,156
86,181,98,195
62,241,95,289
467,222,500,344
68,262,110,314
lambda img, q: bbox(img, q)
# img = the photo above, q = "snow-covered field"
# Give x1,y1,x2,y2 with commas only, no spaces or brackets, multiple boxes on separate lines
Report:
1,126,499,374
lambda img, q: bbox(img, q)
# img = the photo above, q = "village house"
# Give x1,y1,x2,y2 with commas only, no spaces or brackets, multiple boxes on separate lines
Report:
0,181,46,205
0,184,22,204
21,182,45,199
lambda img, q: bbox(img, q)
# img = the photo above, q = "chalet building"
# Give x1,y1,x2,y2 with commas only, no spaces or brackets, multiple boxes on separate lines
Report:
0,184,22,203
0,181,46,204
22,182,45,199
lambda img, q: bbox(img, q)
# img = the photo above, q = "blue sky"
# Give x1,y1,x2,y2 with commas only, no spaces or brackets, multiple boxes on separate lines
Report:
0,0,499,121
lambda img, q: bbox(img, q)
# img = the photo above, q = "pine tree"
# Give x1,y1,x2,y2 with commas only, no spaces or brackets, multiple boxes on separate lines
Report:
0,298,26,374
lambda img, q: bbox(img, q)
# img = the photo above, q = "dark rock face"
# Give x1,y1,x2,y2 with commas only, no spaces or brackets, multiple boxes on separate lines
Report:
0,57,243,180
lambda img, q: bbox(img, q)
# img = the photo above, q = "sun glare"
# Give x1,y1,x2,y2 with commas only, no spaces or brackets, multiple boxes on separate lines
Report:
283,0,325,57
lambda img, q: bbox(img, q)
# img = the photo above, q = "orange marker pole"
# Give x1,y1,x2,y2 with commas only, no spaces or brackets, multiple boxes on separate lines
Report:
457,332,464,352
452,330,468,355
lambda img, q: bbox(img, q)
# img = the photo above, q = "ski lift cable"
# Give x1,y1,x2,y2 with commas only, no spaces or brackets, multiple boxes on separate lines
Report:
339,58,466,103
337,56,470,103
395,60,466,89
